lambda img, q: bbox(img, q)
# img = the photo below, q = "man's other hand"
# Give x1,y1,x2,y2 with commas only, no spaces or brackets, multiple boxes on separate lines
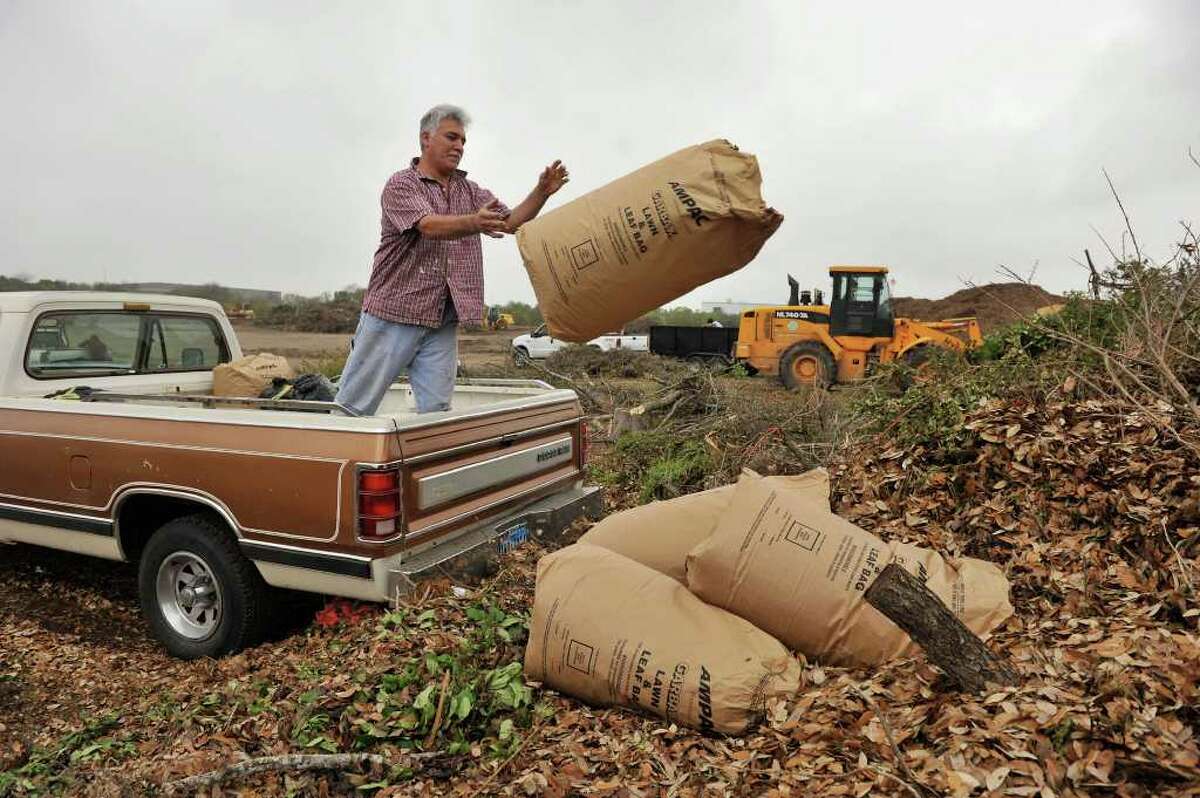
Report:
473,200,509,238
536,160,570,198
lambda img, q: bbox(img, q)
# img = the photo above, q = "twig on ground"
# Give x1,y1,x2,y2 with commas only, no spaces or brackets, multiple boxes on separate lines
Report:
164,752,439,793
853,685,931,797
463,717,549,798
425,670,452,748
1162,519,1196,595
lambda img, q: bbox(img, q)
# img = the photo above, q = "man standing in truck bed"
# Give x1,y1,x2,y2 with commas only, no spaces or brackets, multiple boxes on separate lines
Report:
336,104,569,415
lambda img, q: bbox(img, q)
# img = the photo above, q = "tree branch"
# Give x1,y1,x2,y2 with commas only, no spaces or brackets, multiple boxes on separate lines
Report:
164,752,440,793
864,564,1017,692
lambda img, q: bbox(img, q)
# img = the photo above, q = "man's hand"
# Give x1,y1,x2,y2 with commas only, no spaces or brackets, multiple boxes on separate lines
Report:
473,200,509,238
536,160,570,198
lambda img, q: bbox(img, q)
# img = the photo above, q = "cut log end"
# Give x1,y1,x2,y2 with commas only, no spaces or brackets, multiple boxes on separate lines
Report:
865,563,1017,693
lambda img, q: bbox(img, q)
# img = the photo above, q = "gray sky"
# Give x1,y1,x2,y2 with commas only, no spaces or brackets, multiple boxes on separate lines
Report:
1,1,1197,306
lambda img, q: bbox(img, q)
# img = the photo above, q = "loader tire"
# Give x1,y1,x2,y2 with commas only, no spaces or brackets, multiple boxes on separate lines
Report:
780,342,836,390
903,344,935,369
897,344,938,391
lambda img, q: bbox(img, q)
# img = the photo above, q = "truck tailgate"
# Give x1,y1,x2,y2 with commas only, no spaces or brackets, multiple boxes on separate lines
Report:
393,390,586,548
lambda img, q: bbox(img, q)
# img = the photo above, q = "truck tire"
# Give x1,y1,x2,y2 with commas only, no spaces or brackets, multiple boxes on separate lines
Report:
138,514,272,659
779,342,836,390
513,346,530,366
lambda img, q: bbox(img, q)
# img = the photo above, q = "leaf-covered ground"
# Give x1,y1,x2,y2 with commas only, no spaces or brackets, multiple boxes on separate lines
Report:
2,383,1199,796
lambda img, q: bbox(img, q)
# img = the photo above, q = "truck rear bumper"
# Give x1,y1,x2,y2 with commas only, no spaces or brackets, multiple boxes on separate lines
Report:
384,484,603,599
249,485,603,603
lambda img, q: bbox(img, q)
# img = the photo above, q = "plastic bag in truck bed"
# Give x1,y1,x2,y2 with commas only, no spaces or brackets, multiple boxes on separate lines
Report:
578,468,830,584
212,353,295,398
685,472,1013,668
516,140,782,342
525,544,800,734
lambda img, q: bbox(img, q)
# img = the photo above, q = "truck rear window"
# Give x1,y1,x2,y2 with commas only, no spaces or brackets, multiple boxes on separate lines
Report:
25,311,230,379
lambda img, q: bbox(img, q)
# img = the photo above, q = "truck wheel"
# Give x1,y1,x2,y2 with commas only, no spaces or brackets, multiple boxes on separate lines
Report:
513,347,530,366
780,342,836,390
138,514,271,659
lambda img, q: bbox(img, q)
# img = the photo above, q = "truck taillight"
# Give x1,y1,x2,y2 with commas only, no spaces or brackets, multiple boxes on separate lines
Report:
358,467,402,541
580,422,591,467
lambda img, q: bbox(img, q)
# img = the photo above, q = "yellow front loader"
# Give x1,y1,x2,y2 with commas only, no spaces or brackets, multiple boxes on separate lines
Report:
735,266,982,388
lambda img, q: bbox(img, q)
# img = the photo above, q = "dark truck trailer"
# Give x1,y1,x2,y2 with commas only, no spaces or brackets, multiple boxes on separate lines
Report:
649,325,740,362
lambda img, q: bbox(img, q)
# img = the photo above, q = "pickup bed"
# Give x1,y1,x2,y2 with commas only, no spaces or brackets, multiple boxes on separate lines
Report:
0,292,601,658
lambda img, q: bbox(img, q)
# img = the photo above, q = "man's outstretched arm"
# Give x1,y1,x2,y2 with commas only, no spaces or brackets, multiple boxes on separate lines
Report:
416,204,509,239
501,160,570,233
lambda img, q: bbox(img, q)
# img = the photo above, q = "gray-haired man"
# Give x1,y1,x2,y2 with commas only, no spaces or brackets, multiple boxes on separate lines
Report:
336,104,569,415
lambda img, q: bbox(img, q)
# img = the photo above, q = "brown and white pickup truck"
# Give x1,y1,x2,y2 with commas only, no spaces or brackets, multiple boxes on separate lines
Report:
0,292,600,658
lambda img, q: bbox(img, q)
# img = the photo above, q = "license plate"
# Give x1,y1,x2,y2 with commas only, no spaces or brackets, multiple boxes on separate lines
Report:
497,521,530,555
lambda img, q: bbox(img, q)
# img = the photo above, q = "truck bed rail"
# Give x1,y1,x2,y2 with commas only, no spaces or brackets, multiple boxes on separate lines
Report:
80,393,354,414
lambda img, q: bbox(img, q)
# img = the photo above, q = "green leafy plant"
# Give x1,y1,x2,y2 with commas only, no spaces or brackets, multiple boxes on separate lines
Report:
0,714,129,796
340,602,536,757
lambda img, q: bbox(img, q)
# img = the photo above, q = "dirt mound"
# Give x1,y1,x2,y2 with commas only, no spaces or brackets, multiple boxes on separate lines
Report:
893,282,1063,332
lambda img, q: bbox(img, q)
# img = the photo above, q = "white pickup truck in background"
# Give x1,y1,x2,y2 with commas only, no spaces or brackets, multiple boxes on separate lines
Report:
511,324,649,364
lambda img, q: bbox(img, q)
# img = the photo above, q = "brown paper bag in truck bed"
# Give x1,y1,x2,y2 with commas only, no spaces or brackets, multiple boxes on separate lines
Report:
579,469,829,584
525,544,800,734
686,473,1012,667
212,353,295,398
516,140,781,342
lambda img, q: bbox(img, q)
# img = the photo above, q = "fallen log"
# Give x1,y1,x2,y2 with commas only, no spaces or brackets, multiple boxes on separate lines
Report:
164,752,440,793
864,563,1018,692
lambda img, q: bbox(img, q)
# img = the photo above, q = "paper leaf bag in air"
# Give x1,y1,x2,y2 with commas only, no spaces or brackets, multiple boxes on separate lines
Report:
517,140,781,342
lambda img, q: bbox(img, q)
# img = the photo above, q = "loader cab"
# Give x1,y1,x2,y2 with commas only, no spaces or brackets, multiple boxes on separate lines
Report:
829,267,894,339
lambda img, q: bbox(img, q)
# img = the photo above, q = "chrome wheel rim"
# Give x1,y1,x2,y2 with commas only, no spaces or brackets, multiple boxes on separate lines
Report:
156,551,222,641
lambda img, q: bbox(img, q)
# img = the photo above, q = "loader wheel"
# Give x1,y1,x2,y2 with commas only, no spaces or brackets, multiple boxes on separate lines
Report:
903,344,935,369
780,342,836,390
897,345,936,391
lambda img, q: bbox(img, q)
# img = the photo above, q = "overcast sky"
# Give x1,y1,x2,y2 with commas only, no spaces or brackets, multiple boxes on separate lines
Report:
1,1,1197,307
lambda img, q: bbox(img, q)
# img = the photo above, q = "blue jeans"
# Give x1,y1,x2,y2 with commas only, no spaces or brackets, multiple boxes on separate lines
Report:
335,312,458,415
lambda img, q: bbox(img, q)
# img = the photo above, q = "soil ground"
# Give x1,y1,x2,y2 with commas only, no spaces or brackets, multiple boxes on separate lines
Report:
233,322,528,370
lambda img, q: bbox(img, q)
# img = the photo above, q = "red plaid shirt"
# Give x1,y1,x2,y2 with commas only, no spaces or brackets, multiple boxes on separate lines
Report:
362,159,508,328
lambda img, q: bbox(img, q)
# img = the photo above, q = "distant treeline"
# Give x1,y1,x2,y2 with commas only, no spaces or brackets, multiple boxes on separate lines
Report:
0,276,263,308
2,275,742,334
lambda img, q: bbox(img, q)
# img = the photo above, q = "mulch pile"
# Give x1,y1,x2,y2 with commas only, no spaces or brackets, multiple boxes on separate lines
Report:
893,282,1064,333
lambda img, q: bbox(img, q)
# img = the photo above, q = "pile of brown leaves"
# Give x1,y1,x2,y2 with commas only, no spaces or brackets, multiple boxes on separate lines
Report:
486,394,1200,797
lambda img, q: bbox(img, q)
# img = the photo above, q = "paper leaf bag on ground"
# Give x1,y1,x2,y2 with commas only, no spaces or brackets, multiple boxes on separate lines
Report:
525,543,801,734
212,353,295,398
517,140,781,342
686,473,1013,667
579,469,830,584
